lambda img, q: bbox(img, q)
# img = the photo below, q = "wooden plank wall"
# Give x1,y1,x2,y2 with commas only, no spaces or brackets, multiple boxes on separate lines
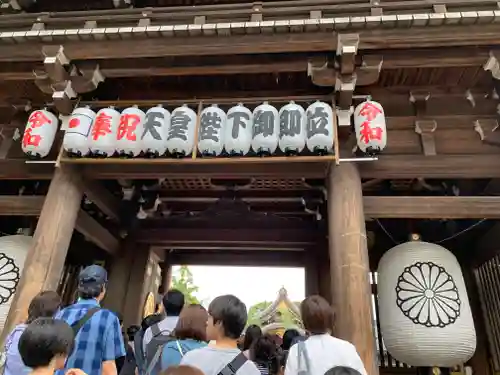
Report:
474,256,500,372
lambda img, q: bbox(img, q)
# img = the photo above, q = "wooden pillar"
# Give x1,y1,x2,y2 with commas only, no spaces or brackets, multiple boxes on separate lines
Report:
327,163,378,375
122,246,162,328
159,250,173,295
1,167,82,344
103,240,135,314
305,249,319,296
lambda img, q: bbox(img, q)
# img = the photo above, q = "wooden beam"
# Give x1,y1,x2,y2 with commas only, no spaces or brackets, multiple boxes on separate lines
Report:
136,227,320,246
75,210,119,255
364,196,500,219
82,180,121,222
169,249,305,267
0,160,54,179
0,25,498,62
0,195,118,254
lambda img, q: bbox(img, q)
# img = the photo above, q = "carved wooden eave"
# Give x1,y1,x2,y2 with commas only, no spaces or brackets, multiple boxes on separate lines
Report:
257,287,301,322
484,51,500,80
32,45,106,115
261,322,305,335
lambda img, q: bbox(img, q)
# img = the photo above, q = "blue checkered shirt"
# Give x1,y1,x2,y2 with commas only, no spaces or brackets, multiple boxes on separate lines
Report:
54,298,126,375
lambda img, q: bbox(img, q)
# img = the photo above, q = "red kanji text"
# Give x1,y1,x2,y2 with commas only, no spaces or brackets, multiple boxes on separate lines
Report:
28,111,52,129
117,114,140,141
358,102,382,122
91,112,113,141
22,128,41,148
360,121,383,144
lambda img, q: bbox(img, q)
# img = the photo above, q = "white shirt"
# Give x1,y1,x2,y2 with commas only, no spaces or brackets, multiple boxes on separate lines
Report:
284,334,367,375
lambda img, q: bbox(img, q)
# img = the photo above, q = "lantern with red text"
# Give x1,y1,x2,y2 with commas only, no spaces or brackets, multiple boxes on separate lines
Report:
117,105,145,158
251,102,279,156
198,104,227,157
279,101,306,155
353,100,387,155
63,106,96,157
142,105,170,158
166,105,197,158
88,107,120,157
224,103,253,156
306,101,334,155
22,109,59,158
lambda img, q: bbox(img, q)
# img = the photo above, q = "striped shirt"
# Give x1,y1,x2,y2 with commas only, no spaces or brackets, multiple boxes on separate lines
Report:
55,298,126,375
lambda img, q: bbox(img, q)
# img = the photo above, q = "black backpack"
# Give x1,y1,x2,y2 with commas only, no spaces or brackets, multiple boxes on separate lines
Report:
119,343,137,375
144,324,176,375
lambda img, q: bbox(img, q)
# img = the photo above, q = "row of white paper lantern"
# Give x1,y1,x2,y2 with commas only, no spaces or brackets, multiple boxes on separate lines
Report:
21,100,387,158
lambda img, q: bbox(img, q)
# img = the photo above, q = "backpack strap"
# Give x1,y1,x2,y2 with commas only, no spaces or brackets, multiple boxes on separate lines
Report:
71,307,100,336
150,323,161,337
218,352,248,375
175,340,185,357
144,345,163,375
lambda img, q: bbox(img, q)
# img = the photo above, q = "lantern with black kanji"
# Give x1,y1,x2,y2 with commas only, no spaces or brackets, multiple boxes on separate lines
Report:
21,109,59,158
198,104,226,157
88,106,120,158
251,102,279,156
306,101,334,155
353,99,387,155
116,105,145,158
279,101,306,155
142,105,170,158
378,238,476,367
166,104,197,158
63,106,96,157
224,103,253,156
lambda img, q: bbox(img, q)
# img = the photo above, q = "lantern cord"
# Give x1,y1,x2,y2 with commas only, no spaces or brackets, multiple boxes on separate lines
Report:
375,218,488,245
435,218,487,244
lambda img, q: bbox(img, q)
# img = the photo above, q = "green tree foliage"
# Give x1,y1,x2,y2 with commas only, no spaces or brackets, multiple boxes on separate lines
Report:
170,265,201,305
247,301,272,326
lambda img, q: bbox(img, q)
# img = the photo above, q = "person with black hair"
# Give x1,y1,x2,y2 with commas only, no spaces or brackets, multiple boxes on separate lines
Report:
242,325,262,358
249,334,279,375
54,265,125,375
2,290,61,375
281,330,300,352
180,295,260,375
143,290,185,352
18,317,85,375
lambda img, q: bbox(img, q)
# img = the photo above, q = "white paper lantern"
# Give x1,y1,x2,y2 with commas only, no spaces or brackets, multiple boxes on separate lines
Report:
88,107,120,157
377,240,476,367
142,105,170,158
0,235,32,331
198,104,226,157
251,102,279,156
353,99,387,155
166,105,197,158
22,109,59,158
306,101,334,155
224,103,253,156
279,101,306,155
63,106,95,157
116,106,145,157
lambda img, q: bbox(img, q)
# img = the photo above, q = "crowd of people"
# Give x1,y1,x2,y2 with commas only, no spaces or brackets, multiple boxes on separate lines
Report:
0,264,368,375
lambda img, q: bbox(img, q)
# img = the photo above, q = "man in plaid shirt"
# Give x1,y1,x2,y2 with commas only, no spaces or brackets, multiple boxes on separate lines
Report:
55,265,126,375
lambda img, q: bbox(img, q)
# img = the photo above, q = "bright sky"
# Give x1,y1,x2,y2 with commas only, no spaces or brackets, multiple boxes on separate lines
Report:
172,266,305,309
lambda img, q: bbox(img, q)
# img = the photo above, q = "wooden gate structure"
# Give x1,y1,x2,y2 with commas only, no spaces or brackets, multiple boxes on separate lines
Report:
1,0,500,374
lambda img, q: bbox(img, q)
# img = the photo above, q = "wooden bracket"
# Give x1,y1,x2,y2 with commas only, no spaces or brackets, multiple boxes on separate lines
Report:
415,120,438,156
70,64,106,93
307,57,335,87
336,34,359,75
335,75,356,110
433,4,447,13
336,107,354,127
357,55,383,86
52,81,77,115
251,2,263,21
474,119,500,147
484,51,500,80
410,90,431,116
